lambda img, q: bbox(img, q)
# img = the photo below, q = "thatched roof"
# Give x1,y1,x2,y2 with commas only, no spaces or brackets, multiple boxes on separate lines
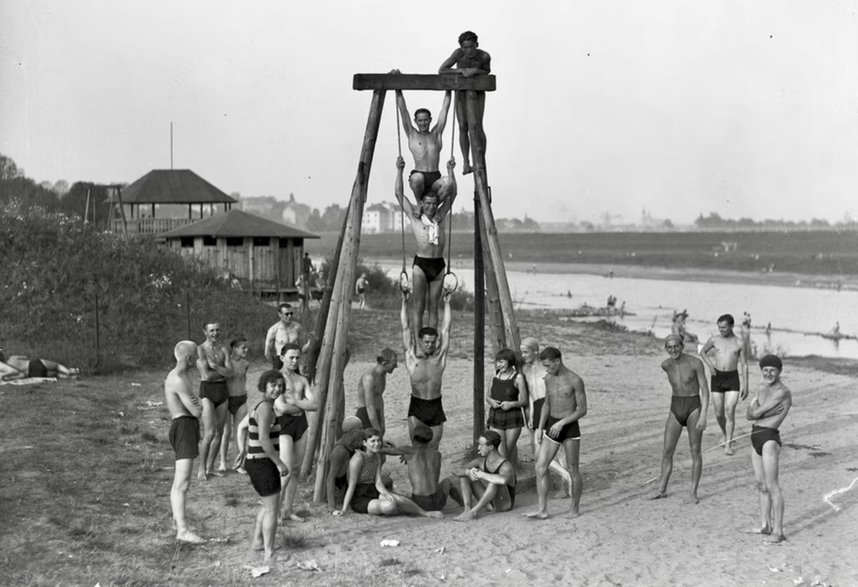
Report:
159,209,319,239
121,169,236,204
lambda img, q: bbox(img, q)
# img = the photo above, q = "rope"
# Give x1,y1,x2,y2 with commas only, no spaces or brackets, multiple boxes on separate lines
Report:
395,102,409,292
443,93,458,293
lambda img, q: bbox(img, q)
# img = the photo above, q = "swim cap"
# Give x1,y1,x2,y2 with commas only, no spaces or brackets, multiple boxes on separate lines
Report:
758,354,783,371
342,416,362,432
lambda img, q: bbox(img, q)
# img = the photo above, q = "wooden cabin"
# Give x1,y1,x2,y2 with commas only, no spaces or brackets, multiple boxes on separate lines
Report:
112,169,236,236
159,209,319,296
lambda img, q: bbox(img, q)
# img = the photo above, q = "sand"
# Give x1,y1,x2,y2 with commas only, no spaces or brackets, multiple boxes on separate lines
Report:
178,320,858,586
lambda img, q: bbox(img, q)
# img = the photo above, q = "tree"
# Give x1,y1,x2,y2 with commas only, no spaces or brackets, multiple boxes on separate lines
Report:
0,154,22,180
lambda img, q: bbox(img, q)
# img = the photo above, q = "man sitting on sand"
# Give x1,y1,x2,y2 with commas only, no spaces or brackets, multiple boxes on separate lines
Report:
451,430,515,521
650,335,709,503
165,340,205,544
700,313,748,455
380,424,459,514
0,349,80,380
525,347,587,520
355,348,398,435
401,289,453,447
746,354,792,543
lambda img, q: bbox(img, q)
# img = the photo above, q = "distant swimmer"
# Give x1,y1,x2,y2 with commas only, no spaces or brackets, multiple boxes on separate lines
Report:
699,314,748,456
438,30,492,175
650,335,710,503
746,355,792,543
165,341,204,544
389,78,454,203
451,430,516,521
394,156,458,342
524,347,587,519
355,348,398,435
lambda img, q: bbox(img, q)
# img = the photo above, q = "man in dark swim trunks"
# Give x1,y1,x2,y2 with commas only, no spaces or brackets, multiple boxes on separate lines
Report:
394,156,457,344
746,355,792,543
165,340,205,544
451,430,515,521
700,313,749,455
650,335,710,503
196,322,233,481
524,347,587,520
355,348,398,435
438,30,492,175
0,349,80,380
401,289,453,448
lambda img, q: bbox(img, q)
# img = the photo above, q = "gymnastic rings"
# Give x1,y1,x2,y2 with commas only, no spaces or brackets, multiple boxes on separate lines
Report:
399,269,411,294
442,271,459,295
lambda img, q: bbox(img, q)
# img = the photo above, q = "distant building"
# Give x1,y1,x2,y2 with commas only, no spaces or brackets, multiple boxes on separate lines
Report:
363,201,399,234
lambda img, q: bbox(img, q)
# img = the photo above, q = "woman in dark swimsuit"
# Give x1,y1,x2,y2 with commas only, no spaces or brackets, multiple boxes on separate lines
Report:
486,348,528,464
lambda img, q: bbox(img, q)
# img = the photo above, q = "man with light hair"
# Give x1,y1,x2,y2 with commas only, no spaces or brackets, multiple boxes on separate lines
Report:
165,340,204,543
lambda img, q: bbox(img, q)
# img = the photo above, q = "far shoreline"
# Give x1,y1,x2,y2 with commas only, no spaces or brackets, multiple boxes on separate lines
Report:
364,256,858,292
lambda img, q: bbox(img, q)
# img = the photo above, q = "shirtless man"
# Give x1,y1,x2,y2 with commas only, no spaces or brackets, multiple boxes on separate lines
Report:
355,348,398,435
274,343,318,523
325,416,365,509
394,156,457,343
650,335,710,503
401,289,452,448
380,424,456,513
525,347,587,519
520,337,572,496
355,273,369,310
218,337,250,473
438,30,492,175
165,340,205,543
746,355,792,543
392,84,454,202
700,313,749,455
0,348,80,380
264,303,308,371
452,430,515,521
196,322,233,481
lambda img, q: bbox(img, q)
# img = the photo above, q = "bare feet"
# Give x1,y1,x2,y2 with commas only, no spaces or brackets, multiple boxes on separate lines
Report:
176,530,205,544
566,506,580,519
424,511,445,519
252,541,281,552
649,491,668,500
454,510,477,522
523,510,549,520
197,471,208,482
724,444,734,456
216,464,228,473
767,533,786,544
684,494,700,505
759,525,772,535
282,513,304,523
236,466,247,475
462,162,473,175
209,469,225,478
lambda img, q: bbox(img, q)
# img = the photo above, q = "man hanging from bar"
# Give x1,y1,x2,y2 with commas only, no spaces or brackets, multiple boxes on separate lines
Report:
394,156,457,344
389,75,455,205
438,30,491,175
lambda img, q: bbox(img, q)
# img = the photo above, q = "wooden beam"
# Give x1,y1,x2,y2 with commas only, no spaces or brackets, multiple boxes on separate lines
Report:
353,73,496,92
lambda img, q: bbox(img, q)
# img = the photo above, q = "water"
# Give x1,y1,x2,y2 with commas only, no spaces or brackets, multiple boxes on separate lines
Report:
367,260,858,360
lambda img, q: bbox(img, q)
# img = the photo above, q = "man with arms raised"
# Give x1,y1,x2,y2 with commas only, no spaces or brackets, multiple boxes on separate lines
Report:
401,288,453,448
390,81,454,203
264,303,309,371
394,156,457,344
196,322,233,481
165,340,205,543
650,335,710,503
746,355,792,543
520,337,572,496
700,313,748,455
525,347,587,519
355,348,398,435
274,343,318,523
451,430,515,521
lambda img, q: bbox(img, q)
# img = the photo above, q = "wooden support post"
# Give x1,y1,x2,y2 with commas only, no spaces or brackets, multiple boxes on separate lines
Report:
465,91,520,351
473,197,485,446
115,187,129,240
480,213,506,355
308,89,386,499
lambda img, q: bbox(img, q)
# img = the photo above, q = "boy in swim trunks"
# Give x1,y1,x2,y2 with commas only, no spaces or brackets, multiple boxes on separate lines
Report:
650,335,710,503
394,156,458,344
218,337,250,474
165,340,205,544
401,289,453,448
746,354,791,543
700,313,748,455
196,322,233,481
451,430,515,521
524,347,587,520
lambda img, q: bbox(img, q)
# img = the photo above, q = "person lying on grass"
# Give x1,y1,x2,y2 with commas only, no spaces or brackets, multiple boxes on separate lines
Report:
0,348,80,380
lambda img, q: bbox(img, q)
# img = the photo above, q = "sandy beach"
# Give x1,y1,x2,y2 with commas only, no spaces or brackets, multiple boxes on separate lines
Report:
141,310,858,586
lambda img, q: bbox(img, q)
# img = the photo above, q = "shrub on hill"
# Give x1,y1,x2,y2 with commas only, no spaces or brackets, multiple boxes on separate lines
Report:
1,204,275,373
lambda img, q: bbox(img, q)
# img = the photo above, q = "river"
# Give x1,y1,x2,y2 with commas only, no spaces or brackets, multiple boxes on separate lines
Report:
366,260,858,360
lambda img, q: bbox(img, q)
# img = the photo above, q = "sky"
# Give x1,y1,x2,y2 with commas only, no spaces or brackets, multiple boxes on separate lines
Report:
2,0,857,225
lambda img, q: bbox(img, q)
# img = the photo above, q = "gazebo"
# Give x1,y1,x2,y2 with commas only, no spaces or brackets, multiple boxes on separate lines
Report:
113,169,236,236
159,209,319,295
